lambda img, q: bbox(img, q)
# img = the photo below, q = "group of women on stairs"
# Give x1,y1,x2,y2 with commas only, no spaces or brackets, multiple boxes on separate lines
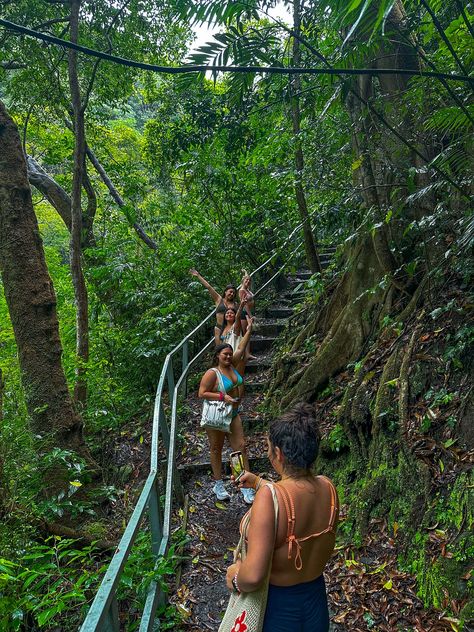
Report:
189,268,339,632
190,268,256,504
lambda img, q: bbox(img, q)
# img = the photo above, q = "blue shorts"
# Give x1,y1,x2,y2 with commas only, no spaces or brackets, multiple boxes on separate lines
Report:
263,574,329,632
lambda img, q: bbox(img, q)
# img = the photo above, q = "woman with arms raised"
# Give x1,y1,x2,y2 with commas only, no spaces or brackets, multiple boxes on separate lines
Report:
225,403,338,631
214,300,246,349
198,318,255,505
238,270,254,326
189,268,238,328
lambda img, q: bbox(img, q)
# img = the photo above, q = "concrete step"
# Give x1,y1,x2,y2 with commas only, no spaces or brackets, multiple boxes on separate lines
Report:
254,321,285,337
282,290,306,307
245,356,272,373
178,455,271,481
266,306,294,319
244,379,268,393
251,336,277,352
295,262,331,281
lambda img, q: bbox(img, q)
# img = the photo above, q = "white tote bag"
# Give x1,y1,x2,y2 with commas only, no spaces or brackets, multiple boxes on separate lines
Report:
218,484,279,632
200,368,233,432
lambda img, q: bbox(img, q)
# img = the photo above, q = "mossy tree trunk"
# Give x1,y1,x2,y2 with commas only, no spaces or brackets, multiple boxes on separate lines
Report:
273,2,432,411
0,100,94,494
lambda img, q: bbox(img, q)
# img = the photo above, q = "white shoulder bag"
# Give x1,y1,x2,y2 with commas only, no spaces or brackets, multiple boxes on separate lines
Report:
200,368,233,433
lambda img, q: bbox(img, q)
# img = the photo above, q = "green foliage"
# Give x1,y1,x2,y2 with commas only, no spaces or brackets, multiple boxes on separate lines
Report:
0,528,188,631
326,423,349,453
0,538,104,631
1,0,473,628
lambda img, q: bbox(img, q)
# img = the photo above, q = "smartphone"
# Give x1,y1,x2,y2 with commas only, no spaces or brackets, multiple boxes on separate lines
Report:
230,451,245,482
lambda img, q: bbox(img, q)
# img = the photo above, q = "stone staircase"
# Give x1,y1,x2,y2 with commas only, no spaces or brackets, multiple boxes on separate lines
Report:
171,250,337,630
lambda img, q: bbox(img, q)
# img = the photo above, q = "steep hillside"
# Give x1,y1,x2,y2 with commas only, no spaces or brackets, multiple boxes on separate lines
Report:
266,242,474,628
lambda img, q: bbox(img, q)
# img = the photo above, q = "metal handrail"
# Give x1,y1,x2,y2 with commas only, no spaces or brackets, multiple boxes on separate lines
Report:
80,218,315,632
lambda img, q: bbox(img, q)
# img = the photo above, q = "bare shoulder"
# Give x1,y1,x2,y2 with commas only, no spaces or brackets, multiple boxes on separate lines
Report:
200,368,217,386
253,483,277,514
248,484,276,533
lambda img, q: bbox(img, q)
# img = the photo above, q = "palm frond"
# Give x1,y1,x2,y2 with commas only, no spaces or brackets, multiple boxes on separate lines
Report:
425,105,474,134
431,141,474,177
405,179,447,204
330,0,398,43
458,214,474,250
172,0,260,27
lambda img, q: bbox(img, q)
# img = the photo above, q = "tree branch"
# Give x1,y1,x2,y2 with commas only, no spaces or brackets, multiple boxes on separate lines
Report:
85,144,159,251
1,60,26,69
34,18,69,30
81,163,97,248
26,155,72,229
83,0,133,110
455,1,474,39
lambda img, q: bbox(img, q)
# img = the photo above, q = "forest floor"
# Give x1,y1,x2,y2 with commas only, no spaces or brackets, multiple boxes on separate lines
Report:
158,273,464,632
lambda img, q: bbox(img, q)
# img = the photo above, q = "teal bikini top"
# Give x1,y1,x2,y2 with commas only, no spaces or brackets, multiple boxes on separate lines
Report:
219,367,243,392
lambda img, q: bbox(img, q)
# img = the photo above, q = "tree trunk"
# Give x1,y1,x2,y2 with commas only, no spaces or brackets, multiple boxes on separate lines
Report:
27,151,158,251
0,100,94,491
68,0,89,409
0,368,5,514
290,0,321,274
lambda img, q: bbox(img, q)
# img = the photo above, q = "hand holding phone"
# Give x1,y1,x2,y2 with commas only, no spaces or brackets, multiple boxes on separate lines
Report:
230,451,245,483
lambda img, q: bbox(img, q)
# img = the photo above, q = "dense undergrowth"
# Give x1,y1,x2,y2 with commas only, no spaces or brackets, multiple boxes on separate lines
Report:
266,238,474,628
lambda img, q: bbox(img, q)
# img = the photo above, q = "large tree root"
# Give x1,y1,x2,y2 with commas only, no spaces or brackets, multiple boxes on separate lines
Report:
280,236,385,408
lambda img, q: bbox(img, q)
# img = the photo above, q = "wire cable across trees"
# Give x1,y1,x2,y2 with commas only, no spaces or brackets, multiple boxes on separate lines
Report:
1,18,473,85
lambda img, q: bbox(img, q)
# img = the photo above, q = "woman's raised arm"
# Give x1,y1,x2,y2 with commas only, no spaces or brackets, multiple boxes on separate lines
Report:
232,316,253,363
189,269,221,304
233,298,246,336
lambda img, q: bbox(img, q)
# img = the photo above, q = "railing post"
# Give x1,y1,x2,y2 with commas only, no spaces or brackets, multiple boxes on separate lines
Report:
166,360,175,398
103,596,119,632
159,402,170,453
181,340,189,397
148,476,162,559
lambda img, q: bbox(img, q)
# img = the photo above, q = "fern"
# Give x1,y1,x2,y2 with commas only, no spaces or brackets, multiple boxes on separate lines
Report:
431,141,474,177
425,105,474,134
172,0,260,27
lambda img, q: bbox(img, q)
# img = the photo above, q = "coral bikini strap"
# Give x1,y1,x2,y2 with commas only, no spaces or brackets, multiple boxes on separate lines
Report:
276,477,338,571
275,484,303,571
319,476,338,532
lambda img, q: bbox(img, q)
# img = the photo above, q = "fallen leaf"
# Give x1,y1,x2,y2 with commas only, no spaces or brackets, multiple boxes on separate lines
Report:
176,603,192,618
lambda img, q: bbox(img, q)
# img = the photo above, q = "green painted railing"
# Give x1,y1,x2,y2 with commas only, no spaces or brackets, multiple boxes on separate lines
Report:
80,222,321,631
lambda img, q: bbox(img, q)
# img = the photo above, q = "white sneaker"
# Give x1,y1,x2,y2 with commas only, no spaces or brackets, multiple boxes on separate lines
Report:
213,480,230,501
241,487,256,505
